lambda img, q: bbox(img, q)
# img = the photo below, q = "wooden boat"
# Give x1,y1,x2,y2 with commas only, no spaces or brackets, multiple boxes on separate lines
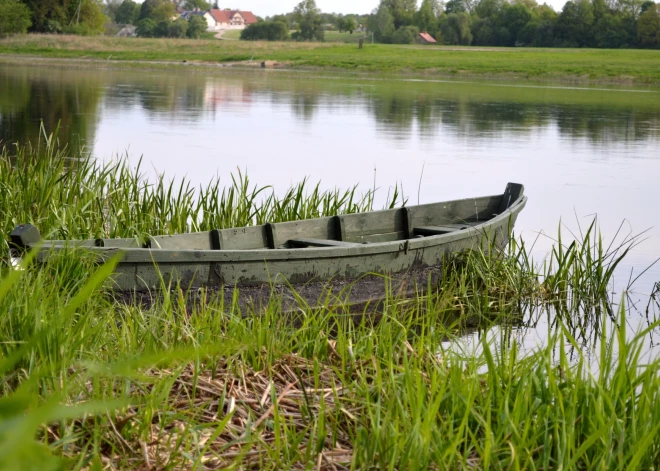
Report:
10,183,526,293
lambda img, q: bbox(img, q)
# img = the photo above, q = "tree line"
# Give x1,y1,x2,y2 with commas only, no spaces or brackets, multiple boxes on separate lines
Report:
0,0,105,36
0,0,213,38
243,0,660,48
368,0,660,48
106,0,212,38
0,0,658,48
240,0,369,41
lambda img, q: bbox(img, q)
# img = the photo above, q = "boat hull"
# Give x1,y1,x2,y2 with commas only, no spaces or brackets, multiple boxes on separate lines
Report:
110,201,524,291
11,184,527,294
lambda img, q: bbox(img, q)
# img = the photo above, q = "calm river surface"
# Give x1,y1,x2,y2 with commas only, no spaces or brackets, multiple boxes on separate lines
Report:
1,63,659,344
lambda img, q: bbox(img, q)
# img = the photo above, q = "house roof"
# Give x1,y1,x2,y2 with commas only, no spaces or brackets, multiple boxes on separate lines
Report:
209,9,230,23
419,32,437,43
208,9,258,24
239,11,258,24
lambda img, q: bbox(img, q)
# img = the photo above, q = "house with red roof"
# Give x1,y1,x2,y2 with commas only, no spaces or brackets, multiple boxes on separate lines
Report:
419,32,437,44
205,9,258,31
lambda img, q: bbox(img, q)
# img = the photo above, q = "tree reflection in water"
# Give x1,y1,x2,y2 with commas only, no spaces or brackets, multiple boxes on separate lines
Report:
1,64,659,153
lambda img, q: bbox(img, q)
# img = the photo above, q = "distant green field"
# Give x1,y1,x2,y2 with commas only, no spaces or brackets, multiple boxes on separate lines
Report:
223,30,366,42
1,34,659,84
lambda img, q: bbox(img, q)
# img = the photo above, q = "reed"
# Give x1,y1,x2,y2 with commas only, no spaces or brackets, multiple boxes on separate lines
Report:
1,136,659,470
1,250,659,469
0,132,403,262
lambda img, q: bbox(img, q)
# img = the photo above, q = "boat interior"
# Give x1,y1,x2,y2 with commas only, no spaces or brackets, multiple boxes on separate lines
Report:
26,185,523,252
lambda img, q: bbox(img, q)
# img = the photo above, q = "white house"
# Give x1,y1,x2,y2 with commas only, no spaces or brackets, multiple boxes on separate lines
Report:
206,9,258,31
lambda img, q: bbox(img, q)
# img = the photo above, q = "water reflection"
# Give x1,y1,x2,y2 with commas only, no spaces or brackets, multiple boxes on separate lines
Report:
0,67,102,153
2,65,659,153
104,78,209,121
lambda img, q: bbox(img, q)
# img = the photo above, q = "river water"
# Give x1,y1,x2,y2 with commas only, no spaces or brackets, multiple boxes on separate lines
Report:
1,62,659,343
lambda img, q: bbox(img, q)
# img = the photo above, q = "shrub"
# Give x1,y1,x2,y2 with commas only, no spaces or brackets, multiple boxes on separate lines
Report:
516,21,538,46
154,20,171,38
240,21,289,41
168,18,188,38
116,0,140,25
44,19,63,34
392,25,420,44
638,4,660,48
187,15,207,39
136,18,157,37
0,0,32,38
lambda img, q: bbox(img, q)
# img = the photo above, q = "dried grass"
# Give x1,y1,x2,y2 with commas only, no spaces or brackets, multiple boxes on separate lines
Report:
71,354,356,470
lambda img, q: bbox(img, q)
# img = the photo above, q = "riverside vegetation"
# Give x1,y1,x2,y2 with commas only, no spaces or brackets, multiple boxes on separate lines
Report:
1,134,660,469
2,34,660,84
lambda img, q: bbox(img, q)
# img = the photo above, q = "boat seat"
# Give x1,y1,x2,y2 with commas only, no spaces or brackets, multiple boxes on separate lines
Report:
413,224,475,237
289,238,360,248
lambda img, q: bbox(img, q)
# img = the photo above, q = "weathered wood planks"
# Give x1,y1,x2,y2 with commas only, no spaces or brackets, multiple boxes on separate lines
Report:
13,183,527,292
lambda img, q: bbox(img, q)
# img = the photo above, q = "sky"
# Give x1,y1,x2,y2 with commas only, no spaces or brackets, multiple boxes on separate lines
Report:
167,0,569,17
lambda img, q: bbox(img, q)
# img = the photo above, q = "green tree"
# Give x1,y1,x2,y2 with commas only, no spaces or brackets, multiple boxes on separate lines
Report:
471,17,496,44
555,0,594,46
116,0,139,24
392,24,419,42
534,20,555,45
369,1,396,42
591,0,610,22
445,0,467,13
0,0,32,37
183,0,210,9
105,0,122,21
66,0,105,35
536,3,559,23
387,0,417,28
154,19,171,37
445,11,472,44
616,0,645,20
271,13,294,29
21,0,104,34
294,0,324,41
475,0,503,18
139,0,174,21
416,0,440,34
136,17,157,36
152,2,176,22
516,20,539,45
497,3,532,45
641,0,656,13
345,16,357,33
594,13,631,46
21,0,65,31
168,17,188,37
186,14,207,38
637,3,660,46
240,20,289,40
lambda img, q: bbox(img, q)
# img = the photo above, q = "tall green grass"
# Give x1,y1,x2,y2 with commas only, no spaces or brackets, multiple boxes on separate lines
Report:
0,132,402,261
1,249,659,469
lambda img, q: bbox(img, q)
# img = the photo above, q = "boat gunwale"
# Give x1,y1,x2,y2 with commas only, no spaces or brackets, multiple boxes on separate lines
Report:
32,195,527,264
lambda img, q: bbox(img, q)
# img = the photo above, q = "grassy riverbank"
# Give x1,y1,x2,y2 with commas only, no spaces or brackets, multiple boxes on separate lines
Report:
2,138,660,469
2,34,660,84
